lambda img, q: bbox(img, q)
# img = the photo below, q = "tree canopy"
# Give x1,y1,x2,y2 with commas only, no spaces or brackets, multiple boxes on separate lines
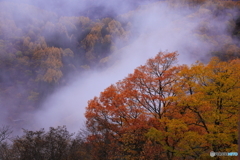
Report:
85,51,239,159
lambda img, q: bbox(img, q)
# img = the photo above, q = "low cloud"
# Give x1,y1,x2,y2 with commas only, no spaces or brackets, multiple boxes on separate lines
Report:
28,1,239,133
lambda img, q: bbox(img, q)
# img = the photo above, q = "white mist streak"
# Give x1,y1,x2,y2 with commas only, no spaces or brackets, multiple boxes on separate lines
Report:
30,2,236,133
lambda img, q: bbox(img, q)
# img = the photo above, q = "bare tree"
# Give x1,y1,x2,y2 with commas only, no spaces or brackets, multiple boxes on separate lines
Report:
0,126,12,144
0,126,15,160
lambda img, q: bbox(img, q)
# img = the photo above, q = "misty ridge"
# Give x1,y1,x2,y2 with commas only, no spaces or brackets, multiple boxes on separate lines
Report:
0,0,240,159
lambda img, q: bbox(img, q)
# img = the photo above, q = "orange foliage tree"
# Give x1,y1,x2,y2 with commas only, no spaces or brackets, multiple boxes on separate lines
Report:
85,51,183,159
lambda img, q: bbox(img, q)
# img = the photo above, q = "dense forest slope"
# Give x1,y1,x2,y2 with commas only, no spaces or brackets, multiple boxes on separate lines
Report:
0,1,131,125
0,0,240,159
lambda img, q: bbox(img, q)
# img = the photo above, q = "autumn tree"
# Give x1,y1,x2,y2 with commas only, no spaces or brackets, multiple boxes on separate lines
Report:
178,58,239,155
147,57,240,159
85,51,183,159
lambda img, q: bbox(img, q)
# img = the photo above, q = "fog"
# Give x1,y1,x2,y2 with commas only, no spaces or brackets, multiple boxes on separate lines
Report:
5,0,155,18
0,0,239,134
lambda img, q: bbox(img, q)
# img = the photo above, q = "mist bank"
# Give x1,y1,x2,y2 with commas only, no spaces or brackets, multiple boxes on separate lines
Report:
29,1,240,133
1,0,160,18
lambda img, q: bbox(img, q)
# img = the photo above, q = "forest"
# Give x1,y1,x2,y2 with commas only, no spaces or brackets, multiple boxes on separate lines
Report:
0,0,240,159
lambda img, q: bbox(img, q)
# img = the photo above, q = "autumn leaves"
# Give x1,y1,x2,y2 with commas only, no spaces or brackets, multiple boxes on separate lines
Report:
85,52,239,159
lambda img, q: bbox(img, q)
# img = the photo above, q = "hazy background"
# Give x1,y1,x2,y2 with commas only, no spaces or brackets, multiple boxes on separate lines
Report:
0,0,239,134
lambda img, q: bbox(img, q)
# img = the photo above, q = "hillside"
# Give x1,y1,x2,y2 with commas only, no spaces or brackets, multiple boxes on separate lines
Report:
0,0,239,159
